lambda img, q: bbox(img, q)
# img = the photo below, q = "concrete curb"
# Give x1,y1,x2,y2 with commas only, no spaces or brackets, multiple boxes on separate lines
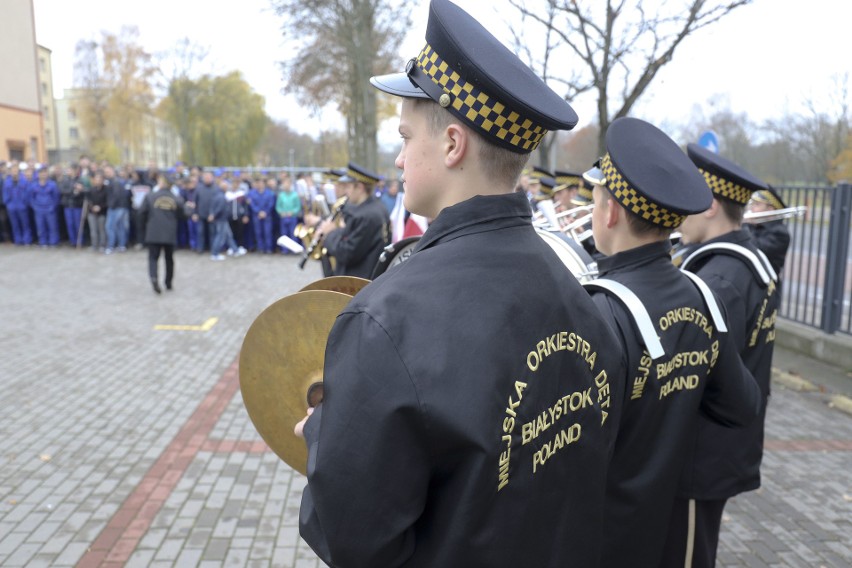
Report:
775,320,852,372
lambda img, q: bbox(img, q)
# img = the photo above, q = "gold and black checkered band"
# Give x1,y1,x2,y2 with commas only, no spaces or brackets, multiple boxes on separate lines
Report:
601,154,685,228
556,175,583,187
751,189,784,210
571,184,593,205
415,44,547,152
346,169,378,185
699,169,752,205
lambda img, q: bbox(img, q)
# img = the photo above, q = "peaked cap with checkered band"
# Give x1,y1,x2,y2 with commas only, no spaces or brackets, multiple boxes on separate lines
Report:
339,162,381,186
369,0,577,154
583,117,712,228
751,185,786,210
687,143,768,206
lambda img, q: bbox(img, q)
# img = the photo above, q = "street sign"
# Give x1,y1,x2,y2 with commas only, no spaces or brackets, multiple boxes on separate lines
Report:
698,130,719,153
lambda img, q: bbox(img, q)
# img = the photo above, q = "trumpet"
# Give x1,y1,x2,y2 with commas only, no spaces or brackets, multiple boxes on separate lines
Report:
670,205,808,243
744,205,807,223
297,196,348,269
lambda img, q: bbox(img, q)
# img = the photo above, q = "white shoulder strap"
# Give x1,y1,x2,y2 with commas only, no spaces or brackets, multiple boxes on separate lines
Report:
754,248,779,282
681,242,774,286
680,271,728,333
584,278,666,360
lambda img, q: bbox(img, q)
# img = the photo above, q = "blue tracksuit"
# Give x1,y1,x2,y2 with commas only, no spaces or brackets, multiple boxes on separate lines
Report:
2,175,32,244
30,179,60,246
248,188,276,252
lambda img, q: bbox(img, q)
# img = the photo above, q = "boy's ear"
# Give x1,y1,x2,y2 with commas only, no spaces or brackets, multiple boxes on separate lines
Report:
444,123,469,168
705,198,720,218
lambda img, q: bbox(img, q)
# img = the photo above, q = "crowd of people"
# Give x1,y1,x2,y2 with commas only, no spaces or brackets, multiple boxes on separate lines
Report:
0,157,412,261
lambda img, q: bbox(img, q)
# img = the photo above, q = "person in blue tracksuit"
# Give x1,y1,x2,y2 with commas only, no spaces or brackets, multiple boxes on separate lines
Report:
248,178,276,253
29,168,60,247
2,164,32,245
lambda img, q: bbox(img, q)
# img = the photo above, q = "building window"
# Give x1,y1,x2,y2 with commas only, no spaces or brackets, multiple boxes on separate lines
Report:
70,128,79,140
40,57,46,73
43,106,50,119
30,137,38,159
68,108,76,120
42,82,48,96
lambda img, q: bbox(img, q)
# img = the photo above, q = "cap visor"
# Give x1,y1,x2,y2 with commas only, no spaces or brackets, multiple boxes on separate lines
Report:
583,167,605,186
370,73,431,99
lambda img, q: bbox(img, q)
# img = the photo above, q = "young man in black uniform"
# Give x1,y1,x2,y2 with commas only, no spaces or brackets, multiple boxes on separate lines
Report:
660,144,781,568
583,117,761,568
294,1,624,566
746,185,791,275
314,162,390,279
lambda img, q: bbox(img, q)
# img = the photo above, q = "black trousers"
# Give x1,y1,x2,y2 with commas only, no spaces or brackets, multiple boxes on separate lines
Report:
148,244,174,286
660,497,727,568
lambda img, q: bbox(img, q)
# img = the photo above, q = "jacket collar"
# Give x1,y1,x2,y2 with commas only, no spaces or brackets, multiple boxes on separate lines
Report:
596,240,673,276
416,192,531,251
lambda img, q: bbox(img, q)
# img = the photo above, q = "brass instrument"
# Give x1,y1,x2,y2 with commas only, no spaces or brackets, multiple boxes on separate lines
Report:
669,205,807,267
744,205,807,223
296,196,348,269
533,203,595,243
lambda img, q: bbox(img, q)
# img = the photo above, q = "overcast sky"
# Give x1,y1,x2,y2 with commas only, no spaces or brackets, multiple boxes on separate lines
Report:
33,0,852,148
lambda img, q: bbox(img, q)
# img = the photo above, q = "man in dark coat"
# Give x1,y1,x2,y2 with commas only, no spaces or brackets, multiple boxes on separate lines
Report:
193,170,217,252
293,1,626,566
315,162,390,279
139,174,186,294
583,117,760,568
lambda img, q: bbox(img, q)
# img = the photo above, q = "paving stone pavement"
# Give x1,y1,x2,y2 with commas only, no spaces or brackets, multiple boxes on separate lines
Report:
1,244,850,568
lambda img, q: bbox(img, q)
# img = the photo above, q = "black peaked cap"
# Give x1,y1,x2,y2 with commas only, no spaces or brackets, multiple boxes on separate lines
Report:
370,0,577,153
592,117,712,227
687,143,768,205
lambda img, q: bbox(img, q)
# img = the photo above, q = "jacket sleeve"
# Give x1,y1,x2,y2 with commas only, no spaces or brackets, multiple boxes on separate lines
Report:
749,224,790,273
300,311,428,567
699,296,762,426
323,214,380,268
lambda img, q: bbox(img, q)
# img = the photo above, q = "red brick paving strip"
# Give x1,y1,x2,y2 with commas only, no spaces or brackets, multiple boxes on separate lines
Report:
75,357,259,568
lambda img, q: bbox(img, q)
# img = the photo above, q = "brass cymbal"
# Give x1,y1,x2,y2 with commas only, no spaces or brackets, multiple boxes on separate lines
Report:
239,290,351,475
299,275,371,296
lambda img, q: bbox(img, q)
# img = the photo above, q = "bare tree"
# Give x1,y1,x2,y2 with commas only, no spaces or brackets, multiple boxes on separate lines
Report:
509,0,751,154
271,0,411,170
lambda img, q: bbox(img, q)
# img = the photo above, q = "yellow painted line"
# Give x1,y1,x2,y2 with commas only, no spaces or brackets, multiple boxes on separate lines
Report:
154,317,219,332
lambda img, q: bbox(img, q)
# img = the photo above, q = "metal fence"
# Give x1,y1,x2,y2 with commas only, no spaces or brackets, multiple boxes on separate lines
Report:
777,183,852,335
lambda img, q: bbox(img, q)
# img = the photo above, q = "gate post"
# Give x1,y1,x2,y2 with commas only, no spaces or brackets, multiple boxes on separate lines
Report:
821,183,852,333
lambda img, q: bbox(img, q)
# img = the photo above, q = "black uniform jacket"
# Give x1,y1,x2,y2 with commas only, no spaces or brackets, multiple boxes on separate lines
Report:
299,191,625,568
139,188,186,246
679,229,779,499
589,241,761,568
746,220,790,275
323,195,390,279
